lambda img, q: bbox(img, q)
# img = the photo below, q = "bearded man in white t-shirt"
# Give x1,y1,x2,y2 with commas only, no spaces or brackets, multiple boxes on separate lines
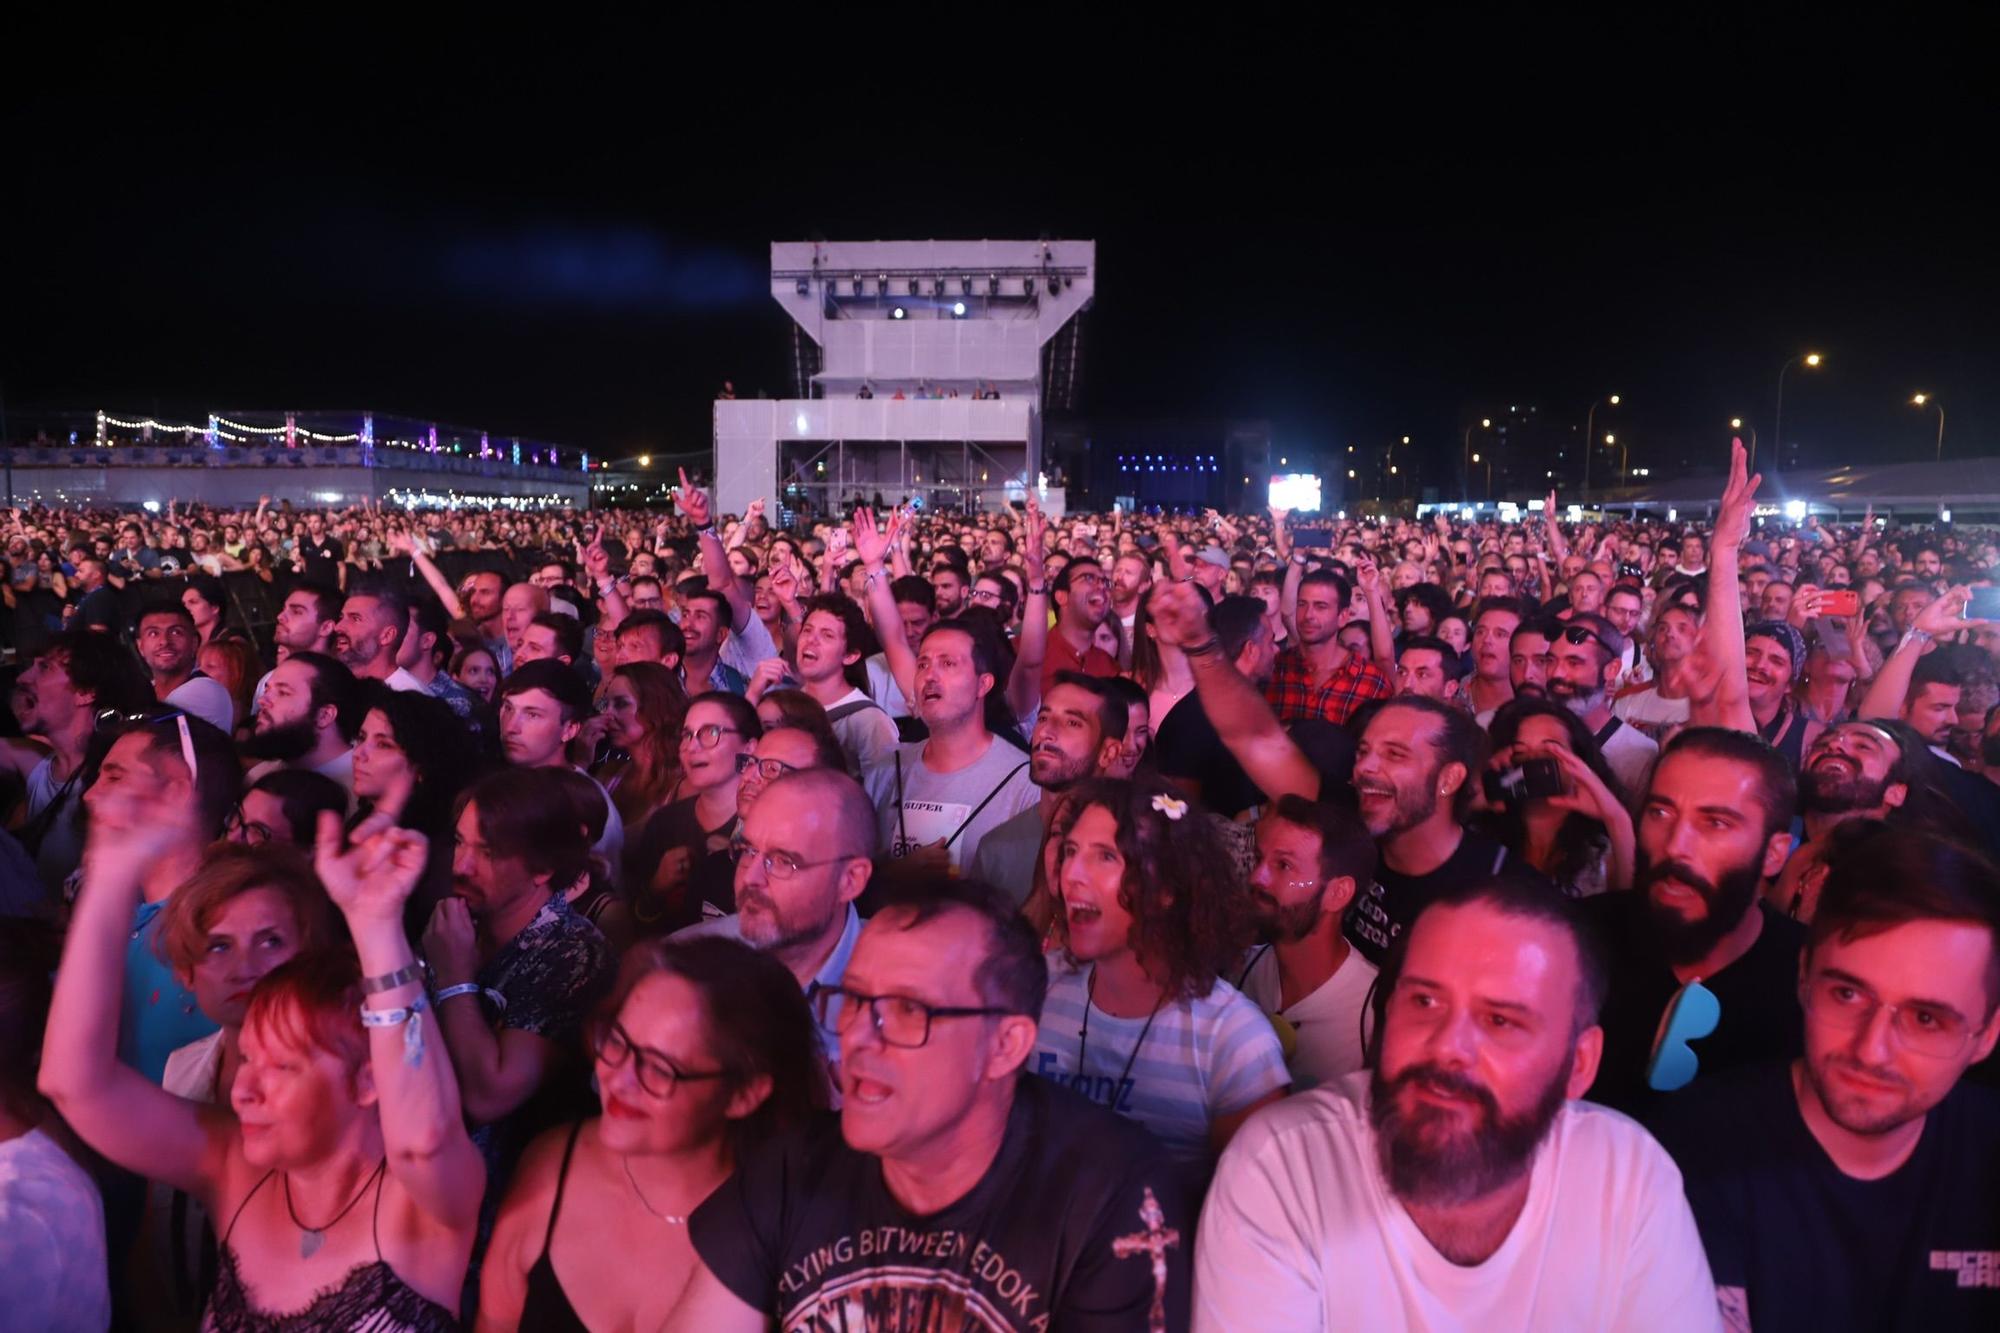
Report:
1195,876,1721,1333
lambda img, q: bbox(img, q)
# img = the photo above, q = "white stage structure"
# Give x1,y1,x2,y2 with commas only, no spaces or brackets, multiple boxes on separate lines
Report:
713,239,1094,518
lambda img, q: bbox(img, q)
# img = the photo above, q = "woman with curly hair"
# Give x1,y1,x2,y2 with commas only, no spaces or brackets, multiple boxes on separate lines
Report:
586,662,686,830
1031,777,1290,1171
1476,697,1634,897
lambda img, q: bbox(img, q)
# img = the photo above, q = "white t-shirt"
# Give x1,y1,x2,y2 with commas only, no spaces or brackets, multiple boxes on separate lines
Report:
164,674,236,734
1193,1074,1722,1333
1235,943,1379,1090
1596,717,1660,796
864,654,912,719
0,1128,111,1333
1613,685,1691,740
1031,957,1292,1170
385,666,426,693
863,734,1038,873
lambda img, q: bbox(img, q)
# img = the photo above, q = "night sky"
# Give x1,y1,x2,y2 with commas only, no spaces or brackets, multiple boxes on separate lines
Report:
6,28,1995,492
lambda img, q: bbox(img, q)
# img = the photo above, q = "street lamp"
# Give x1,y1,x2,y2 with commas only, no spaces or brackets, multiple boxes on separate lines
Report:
1913,394,1945,462
1463,417,1493,499
1580,394,1620,503
1773,352,1824,471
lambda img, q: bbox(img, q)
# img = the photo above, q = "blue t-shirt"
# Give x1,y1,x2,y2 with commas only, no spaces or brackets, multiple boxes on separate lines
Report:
119,900,217,1085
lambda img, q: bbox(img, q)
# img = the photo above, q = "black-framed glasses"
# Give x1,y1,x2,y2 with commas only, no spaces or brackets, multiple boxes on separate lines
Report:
734,753,799,782
968,587,1006,605
728,837,853,880
591,1019,730,1097
224,804,276,846
679,723,742,749
813,984,1018,1049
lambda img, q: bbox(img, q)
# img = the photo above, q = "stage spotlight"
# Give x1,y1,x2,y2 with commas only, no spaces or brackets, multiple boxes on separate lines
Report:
951,301,967,318
796,278,810,296
891,306,907,320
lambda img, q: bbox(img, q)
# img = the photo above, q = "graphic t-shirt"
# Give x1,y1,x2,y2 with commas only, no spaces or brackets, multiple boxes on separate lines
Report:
864,736,1039,873
690,1074,1193,1332
1650,1061,2000,1333
1343,831,1513,967
1031,958,1290,1171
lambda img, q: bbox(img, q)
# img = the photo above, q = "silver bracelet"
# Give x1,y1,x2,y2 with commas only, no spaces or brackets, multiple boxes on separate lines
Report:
360,962,425,995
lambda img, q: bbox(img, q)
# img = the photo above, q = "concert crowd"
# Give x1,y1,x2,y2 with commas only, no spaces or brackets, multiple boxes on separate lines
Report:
2,439,1998,1331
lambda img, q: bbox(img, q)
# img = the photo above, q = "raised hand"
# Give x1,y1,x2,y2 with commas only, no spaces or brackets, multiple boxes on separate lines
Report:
746,498,766,528
1147,579,1214,649
745,656,793,701
851,507,892,567
315,810,430,923
1712,438,1763,551
1541,745,1621,826
675,468,712,528
578,531,613,583
1916,585,1990,638
422,898,480,989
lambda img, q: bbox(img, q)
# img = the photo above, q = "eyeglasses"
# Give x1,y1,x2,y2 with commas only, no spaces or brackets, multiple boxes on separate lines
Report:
1801,973,1982,1059
591,1019,729,1098
968,588,1005,605
813,984,1018,1049
679,723,743,749
728,837,853,880
224,805,276,846
734,753,799,782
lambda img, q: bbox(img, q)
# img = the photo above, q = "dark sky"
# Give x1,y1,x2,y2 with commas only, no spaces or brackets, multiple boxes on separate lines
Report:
6,26,1996,489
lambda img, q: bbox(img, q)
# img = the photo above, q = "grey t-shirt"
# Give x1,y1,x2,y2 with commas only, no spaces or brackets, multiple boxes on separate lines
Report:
864,735,1038,874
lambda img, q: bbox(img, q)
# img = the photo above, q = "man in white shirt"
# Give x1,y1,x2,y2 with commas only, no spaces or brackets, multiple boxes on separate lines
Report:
331,584,424,692
134,602,235,734
1196,877,1720,1333
1544,611,1659,795
1236,795,1380,1089
791,594,899,780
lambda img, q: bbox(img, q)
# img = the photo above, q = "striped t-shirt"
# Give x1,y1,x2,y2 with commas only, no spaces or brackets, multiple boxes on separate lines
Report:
1030,956,1291,1169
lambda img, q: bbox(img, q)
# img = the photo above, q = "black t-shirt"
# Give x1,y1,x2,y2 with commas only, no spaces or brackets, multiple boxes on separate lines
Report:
1584,894,1806,1119
1152,692,1263,818
624,796,736,934
690,1075,1193,1332
1343,829,1512,967
73,584,121,633
1651,1061,2000,1332
297,534,343,584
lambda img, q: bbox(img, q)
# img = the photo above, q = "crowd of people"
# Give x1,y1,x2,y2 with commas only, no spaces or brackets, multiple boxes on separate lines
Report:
2,438,1998,1330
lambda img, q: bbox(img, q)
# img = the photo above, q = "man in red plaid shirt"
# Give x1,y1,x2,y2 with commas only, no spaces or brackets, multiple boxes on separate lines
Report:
1266,567,1393,724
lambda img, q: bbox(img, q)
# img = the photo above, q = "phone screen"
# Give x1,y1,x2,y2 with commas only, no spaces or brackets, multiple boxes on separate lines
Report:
1968,587,2000,621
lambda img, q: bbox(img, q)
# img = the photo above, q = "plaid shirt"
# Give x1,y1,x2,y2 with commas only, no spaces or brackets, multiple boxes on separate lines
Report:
1265,645,1393,725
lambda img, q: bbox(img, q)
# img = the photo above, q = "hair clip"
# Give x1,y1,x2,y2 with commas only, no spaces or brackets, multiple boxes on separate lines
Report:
1151,793,1187,821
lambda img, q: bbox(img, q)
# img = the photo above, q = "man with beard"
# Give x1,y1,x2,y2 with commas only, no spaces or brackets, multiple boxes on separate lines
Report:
1584,727,1805,1117
1235,796,1381,1088
242,650,358,797
1267,568,1392,726
1614,604,1698,739
1153,595,1283,818
1110,552,1153,669
133,601,235,734
680,769,876,1064
1771,720,1920,921
1466,597,1527,724
1345,697,1512,967
970,672,1125,907
249,580,340,709
1542,610,1658,796
1652,829,2000,1333
1509,618,1554,703
331,583,423,690
1042,557,1118,688
1195,877,1718,1331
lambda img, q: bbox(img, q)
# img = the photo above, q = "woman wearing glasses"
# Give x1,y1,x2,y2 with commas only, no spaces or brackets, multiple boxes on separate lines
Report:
477,936,824,1332
625,693,763,936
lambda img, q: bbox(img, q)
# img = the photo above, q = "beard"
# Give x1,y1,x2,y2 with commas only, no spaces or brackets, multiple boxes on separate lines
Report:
1030,745,1095,790
242,715,318,762
736,886,826,956
1799,759,1893,815
1545,678,1600,715
1359,777,1438,839
1635,848,1765,968
1252,881,1328,944
1369,1057,1570,1206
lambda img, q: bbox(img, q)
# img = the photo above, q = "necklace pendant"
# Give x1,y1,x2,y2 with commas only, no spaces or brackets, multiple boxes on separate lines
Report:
300,1228,325,1259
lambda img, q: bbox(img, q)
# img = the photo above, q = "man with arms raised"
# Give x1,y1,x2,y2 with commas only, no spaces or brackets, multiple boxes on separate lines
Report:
1267,568,1392,726
665,879,1192,1332
1236,796,1381,1088
1653,827,2000,1332
1196,877,1718,1331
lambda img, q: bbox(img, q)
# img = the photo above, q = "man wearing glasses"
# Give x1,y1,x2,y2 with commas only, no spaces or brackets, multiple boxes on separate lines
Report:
1042,557,1118,690
680,768,876,1065
1652,826,2000,1333
665,878,1191,1332
1542,610,1658,796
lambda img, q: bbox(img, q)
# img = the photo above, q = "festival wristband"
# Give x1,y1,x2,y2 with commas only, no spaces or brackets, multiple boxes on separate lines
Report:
436,983,507,1013
360,962,425,995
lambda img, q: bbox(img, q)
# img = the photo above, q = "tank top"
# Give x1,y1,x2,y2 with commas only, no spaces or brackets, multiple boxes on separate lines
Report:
1760,698,1809,771
517,1121,591,1333
202,1163,456,1333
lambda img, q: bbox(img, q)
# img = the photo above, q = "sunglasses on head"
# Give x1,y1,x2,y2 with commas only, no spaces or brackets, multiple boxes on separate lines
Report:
95,709,198,782
1558,624,1614,654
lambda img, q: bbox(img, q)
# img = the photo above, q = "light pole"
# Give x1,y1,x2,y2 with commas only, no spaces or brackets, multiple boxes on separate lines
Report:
1580,394,1620,504
1729,417,1760,473
1471,450,1494,499
1913,394,1945,462
1608,433,1631,486
1463,418,1491,498
1773,352,1823,471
